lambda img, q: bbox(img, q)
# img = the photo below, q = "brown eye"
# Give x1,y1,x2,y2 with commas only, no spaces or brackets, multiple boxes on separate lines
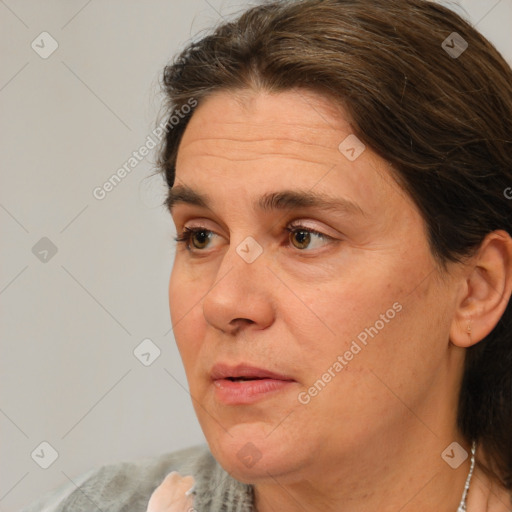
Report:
174,227,215,252
191,230,211,249
286,224,333,251
290,229,312,250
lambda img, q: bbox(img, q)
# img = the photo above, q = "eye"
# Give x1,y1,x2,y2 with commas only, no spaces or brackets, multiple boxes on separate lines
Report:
285,223,333,250
174,226,218,251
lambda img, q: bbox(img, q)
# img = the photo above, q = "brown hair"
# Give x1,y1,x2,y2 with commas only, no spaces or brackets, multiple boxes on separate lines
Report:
157,0,512,489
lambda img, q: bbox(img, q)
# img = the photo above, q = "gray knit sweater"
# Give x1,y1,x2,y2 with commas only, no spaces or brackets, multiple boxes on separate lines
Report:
21,444,254,512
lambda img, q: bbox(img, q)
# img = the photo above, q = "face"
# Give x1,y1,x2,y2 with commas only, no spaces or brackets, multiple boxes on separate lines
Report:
168,89,461,485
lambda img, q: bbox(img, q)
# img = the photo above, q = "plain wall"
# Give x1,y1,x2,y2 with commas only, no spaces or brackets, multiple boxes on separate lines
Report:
1,1,511,510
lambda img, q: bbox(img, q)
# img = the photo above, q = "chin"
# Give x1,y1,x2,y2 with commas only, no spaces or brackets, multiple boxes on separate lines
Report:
204,424,304,484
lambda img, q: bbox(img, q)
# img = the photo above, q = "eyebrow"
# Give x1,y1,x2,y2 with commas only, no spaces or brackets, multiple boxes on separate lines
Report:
166,184,365,217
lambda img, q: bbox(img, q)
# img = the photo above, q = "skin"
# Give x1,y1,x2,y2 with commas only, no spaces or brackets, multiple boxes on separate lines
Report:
165,88,512,512
146,473,195,512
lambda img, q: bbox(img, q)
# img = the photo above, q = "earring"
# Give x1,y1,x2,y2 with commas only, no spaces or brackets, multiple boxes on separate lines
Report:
466,323,472,334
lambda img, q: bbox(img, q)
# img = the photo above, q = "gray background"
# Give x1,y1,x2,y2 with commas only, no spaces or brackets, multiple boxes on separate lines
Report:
1,1,511,510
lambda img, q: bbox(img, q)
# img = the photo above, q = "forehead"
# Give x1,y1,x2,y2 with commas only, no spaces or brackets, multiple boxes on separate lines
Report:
172,88,406,223
177,88,355,156
175,88,392,186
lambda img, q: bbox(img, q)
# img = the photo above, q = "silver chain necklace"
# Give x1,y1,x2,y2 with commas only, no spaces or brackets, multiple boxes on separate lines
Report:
457,441,477,512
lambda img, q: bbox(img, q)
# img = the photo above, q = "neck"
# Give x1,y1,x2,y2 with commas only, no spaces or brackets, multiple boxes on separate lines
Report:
253,432,473,512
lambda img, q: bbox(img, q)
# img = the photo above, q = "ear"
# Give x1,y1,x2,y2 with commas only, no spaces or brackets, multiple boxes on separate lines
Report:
450,230,512,348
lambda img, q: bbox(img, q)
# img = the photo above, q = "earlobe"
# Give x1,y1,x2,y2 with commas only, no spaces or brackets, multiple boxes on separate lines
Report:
450,230,512,348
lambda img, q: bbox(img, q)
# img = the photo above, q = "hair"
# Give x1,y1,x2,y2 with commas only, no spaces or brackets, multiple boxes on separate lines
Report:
157,0,512,490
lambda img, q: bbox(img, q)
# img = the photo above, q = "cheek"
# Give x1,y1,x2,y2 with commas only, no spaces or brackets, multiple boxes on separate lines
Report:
286,249,439,383
286,275,448,435
168,262,206,359
288,268,403,356
168,264,183,322
325,267,451,402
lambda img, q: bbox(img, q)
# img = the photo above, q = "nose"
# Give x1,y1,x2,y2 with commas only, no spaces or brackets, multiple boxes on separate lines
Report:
202,241,275,335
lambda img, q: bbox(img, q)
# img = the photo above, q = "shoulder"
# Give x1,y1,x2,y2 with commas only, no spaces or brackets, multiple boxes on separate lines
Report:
21,444,216,512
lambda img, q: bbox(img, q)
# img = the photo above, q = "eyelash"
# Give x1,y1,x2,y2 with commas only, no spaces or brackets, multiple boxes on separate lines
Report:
174,223,332,252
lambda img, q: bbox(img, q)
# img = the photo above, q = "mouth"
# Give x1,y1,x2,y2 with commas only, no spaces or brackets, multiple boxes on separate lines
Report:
210,363,296,405
225,376,265,382
211,363,295,382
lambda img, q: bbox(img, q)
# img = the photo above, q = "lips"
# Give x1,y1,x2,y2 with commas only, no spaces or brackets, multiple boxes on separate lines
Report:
210,363,294,382
210,363,296,405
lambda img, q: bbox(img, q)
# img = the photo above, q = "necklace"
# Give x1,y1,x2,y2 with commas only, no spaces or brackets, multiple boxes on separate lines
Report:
457,441,477,512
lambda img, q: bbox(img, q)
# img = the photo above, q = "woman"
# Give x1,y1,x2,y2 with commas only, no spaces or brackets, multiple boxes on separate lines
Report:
22,0,512,511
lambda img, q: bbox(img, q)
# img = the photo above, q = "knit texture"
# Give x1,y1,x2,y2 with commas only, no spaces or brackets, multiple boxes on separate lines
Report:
21,444,254,512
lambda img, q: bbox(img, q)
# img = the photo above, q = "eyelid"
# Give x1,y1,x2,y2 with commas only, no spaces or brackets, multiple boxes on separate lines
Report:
287,220,332,236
